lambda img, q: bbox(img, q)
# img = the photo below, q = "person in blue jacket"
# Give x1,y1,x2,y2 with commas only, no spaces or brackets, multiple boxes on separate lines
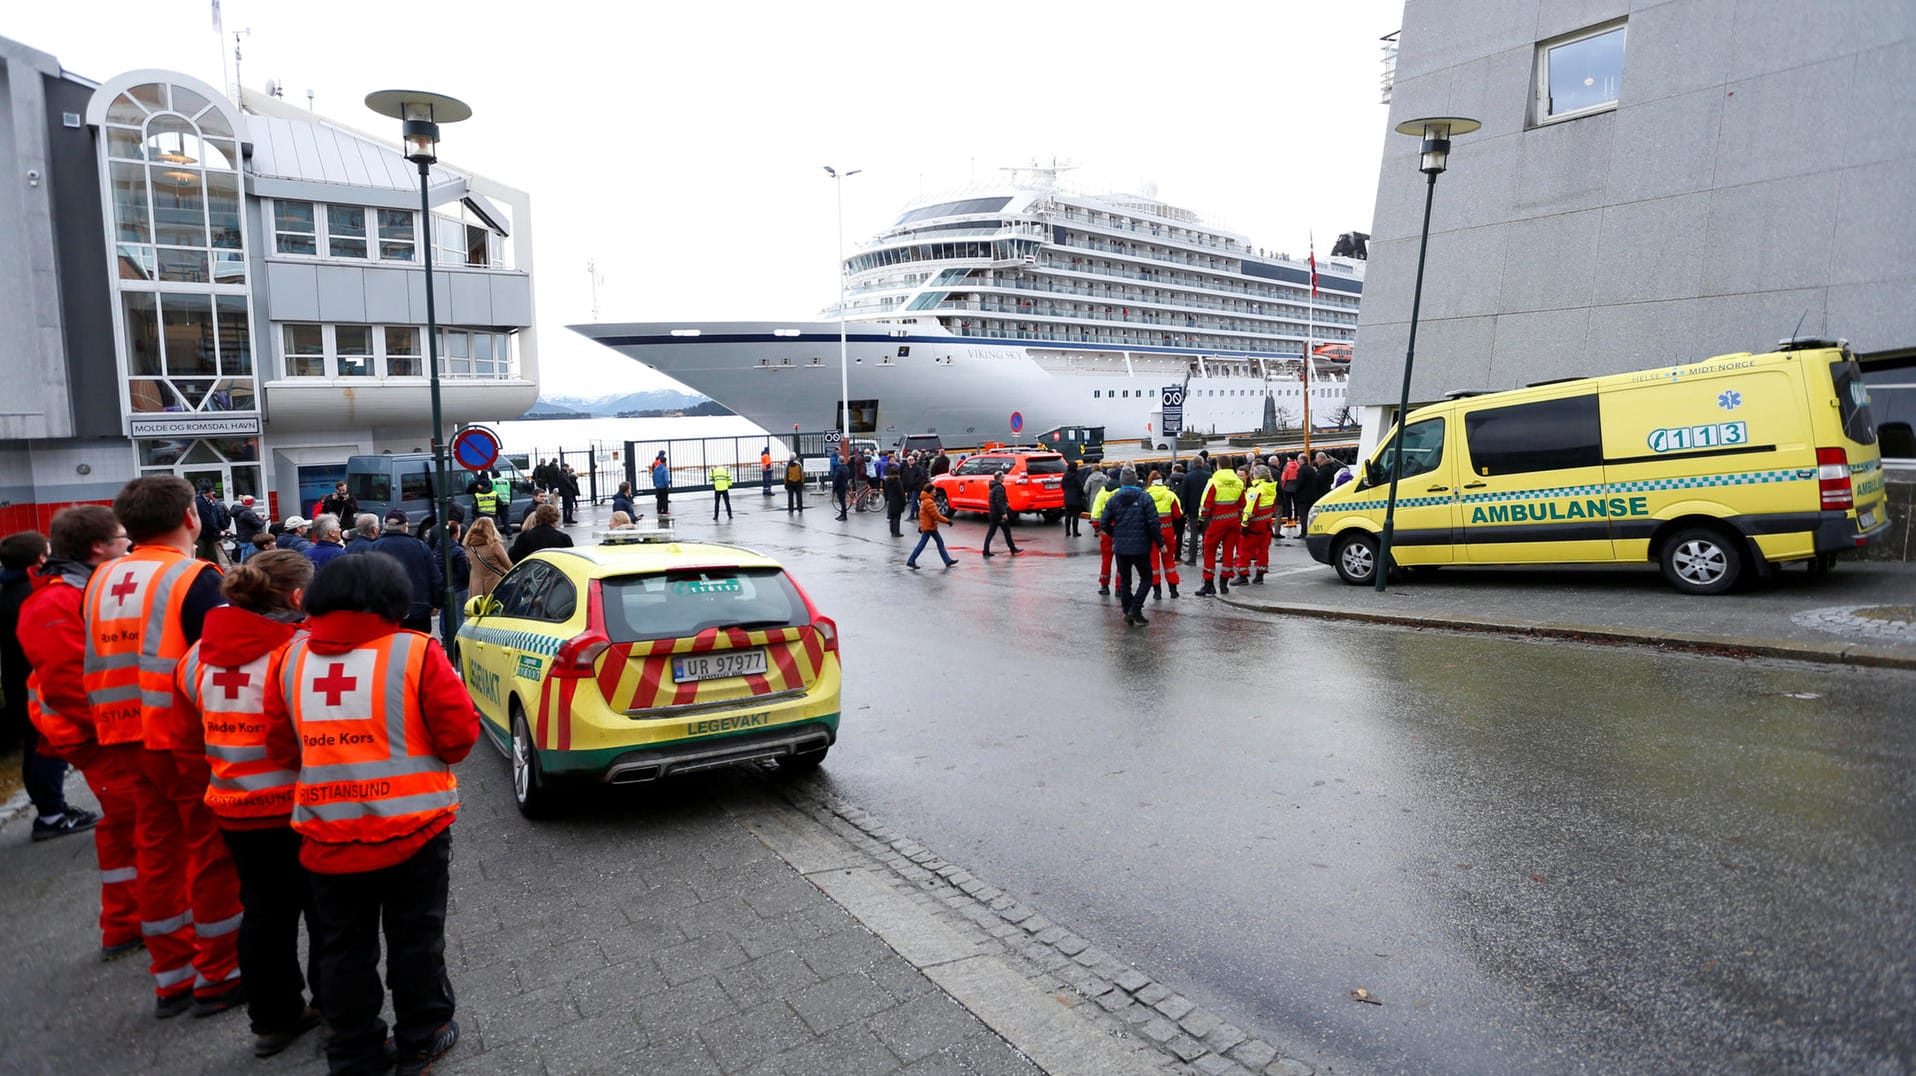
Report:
1099,467,1162,627
650,452,671,517
366,510,443,633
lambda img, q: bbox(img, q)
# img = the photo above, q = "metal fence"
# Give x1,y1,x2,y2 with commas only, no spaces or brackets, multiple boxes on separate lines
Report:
623,432,838,496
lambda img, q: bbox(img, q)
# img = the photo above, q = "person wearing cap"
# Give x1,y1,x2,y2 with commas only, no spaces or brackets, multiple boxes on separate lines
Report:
276,517,313,557
366,511,442,633
231,495,266,550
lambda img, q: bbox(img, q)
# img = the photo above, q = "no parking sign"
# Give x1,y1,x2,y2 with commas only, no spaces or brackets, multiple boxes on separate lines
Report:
452,425,502,472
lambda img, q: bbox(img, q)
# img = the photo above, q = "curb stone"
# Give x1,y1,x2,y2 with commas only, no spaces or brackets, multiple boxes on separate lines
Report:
750,775,1330,1076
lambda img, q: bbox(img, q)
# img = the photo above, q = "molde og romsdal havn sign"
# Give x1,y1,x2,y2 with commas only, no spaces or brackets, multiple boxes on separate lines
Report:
128,415,262,437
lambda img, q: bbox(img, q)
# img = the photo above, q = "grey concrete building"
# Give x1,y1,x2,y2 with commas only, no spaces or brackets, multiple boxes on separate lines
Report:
0,35,536,532
1352,0,1915,471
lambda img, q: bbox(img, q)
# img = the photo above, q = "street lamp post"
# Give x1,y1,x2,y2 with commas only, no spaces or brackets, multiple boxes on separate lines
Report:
366,89,471,623
824,165,861,460
1375,115,1478,593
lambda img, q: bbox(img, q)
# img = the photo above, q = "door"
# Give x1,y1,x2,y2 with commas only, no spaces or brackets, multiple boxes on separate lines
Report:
1460,394,1612,563
1367,416,1457,566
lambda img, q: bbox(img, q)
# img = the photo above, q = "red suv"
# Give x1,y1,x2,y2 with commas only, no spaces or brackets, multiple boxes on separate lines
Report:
928,450,1068,521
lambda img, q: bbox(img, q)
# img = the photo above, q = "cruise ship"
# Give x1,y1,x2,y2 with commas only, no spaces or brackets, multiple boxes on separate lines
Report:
573,168,1361,450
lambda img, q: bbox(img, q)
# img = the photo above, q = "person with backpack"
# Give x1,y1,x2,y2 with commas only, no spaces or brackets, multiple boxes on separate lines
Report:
784,456,807,513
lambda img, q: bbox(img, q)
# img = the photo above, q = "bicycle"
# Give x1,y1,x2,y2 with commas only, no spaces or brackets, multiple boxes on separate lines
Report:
852,484,883,513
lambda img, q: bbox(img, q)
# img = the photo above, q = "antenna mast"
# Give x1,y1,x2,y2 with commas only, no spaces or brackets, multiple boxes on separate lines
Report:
231,28,251,100
586,260,605,322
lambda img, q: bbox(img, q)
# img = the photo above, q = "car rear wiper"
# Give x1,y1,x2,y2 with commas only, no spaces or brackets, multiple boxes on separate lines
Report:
729,619,798,630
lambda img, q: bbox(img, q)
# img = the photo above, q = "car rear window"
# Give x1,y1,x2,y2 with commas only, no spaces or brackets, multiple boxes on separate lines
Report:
1830,358,1877,445
346,473,389,502
1024,456,1066,475
601,567,809,642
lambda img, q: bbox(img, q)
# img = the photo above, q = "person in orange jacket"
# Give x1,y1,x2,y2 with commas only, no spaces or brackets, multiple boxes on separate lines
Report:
905,488,959,569
82,476,244,1018
17,506,137,958
264,553,478,1076
1196,456,1247,596
175,550,323,1058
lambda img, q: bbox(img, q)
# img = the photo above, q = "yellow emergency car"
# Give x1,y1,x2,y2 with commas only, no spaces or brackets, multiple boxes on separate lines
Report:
457,529,841,817
1306,339,1889,594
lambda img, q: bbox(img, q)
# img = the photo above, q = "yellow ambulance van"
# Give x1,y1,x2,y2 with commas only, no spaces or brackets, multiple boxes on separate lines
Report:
1305,339,1889,594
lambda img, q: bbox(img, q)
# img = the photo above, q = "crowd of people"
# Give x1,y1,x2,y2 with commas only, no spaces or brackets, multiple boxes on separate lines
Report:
0,477,475,1074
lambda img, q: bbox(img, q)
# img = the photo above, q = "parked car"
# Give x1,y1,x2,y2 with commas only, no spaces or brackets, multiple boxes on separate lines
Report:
927,448,1068,521
343,453,537,533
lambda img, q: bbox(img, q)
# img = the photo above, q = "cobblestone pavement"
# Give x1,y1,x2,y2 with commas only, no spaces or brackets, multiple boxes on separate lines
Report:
0,733,1333,1076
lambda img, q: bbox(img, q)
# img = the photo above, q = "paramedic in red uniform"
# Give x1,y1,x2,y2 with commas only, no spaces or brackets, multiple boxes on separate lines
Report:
82,476,244,1017
17,506,138,959
1196,456,1246,596
1237,464,1279,583
175,550,323,1057
265,553,477,1076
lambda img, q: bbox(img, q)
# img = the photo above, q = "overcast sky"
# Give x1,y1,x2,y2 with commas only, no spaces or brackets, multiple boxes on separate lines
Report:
7,1,1403,399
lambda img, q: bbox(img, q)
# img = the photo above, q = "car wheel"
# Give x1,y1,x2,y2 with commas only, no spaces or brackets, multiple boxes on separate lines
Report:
777,744,829,773
1042,510,1062,523
1660,526,1744,595
933,490,951,517
510,704,559,819
1333,532,1380,586
1808,552,1840,575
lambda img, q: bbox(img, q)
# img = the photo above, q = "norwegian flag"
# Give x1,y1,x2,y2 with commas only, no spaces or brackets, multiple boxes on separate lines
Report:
1309,233,1318,298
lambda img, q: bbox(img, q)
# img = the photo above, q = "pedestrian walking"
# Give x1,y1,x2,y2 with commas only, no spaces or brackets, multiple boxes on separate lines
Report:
305,515,347,570
831,456,850,520
1099,468,1162,626
2,531,99,841
1179,452,1212,565
367,511,443,634
1196,456,1246,596
905,489,958,569
710,462,734,520
17,507,136,960
509,504,574,562
82,476,244,1017
650,452,671,517
174,550,324,1057
784,456,807,513
463,517,511,599
556,465,581,526
193,483,230,565
1088,475,1120,595
760,446,775,497
262,553,475,1076
1061,461,1085,536
981,472,1023,557
882,467,906,537
1144,470,1182,599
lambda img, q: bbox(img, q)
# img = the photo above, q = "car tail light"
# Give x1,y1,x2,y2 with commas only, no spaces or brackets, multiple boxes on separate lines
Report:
552,582,610,678
1014,475,1029,485
813,616,839,655
1816,447,1853,510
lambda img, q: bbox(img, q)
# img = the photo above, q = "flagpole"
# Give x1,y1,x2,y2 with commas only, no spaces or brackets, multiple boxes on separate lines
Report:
1303,235,1315,456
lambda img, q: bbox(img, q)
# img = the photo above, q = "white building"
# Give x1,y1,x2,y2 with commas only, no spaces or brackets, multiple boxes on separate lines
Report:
0,35,536,532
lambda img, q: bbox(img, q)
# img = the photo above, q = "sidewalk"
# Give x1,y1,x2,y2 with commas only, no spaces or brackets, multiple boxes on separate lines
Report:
1217,536,1916,669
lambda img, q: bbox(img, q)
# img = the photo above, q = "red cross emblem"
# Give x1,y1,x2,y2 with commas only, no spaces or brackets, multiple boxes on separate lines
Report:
109,571,139,607
211,668,250,700
313,663,358,707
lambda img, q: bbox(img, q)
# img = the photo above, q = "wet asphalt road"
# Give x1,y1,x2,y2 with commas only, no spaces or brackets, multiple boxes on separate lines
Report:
712,498,1916,1075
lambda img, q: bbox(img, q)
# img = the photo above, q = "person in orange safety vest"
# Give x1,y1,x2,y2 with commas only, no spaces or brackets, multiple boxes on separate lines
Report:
263,552,478,1076
1237,464,1280,583
17,506,137,959
1196,456,1246,596
1144,470,1182,601
175,550,323,1058
82,476,244,1018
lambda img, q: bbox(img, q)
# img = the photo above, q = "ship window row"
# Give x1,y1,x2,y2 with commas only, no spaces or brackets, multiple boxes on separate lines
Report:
265,198,511,269
277,322,517,380
1046,243,1360,305
945,316,1350,354
926,290,1356,329
1046,207,1243,256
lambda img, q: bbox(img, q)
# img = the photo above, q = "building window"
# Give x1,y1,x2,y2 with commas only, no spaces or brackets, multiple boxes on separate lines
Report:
1537,21,1625,123
385,327,421,376
336,325,374,377
285,324,325,376
278,323,511,380
377,210,416,261
327,206,368,258
275,201,317,255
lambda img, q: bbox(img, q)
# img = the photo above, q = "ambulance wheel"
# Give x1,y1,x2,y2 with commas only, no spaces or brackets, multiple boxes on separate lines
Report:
1333,533,1380,586
1660,526,1744,595
511,706,559,819
933,490,952,517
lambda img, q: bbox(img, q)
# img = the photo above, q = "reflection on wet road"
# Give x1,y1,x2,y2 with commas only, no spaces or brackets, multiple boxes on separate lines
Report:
754,512,1916,1073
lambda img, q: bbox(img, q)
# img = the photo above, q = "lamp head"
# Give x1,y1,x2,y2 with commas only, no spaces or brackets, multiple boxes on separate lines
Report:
365,90,472,165
1393,115,1480,175
823,165,836,177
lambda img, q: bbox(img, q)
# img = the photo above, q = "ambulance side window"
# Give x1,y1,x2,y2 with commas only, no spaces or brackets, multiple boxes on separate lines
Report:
1374,418,1447,483
496,564,549,619
1465,395,1602,475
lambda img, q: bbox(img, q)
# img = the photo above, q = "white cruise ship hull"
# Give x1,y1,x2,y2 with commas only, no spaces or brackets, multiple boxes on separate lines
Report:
571,320,1351,450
